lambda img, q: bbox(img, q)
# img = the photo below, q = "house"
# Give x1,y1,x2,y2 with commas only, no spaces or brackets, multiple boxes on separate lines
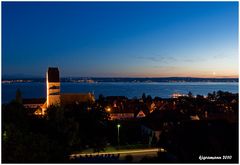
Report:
22,98,46,115
22,98,46,110
61,93,95,106
108,100,148,120
110,112,135,120
141,123,162,146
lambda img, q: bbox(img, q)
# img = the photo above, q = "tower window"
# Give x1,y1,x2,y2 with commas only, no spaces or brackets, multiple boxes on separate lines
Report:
49,92,60,95
49,86,60,89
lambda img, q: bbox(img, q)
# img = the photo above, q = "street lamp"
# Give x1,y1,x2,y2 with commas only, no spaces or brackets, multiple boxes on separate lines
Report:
117,124,121,147
107,107,111,112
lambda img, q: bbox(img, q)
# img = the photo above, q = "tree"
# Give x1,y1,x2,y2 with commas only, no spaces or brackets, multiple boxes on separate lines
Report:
15,88,22,104
2,103,70,163
142,93,146,102
98,94,105,105
187,92,193,98
2,101,28,129
147,95,152,102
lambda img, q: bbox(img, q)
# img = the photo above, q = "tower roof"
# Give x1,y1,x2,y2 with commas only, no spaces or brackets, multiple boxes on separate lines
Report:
48,67,60,82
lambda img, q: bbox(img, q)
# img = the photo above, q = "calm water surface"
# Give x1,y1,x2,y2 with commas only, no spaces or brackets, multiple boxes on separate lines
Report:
2,82,238,103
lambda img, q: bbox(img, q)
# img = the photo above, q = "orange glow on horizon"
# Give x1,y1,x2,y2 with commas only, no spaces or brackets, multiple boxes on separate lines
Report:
102,66,239,78
113,73,239,78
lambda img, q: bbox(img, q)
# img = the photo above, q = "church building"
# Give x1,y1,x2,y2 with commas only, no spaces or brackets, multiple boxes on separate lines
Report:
23,67,95,115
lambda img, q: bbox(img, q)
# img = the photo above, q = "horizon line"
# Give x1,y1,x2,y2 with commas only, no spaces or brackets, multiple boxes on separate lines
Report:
2,76,239,79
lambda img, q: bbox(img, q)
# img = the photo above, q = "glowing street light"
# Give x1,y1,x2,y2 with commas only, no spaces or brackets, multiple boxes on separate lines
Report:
107,107,111,112
117,124,121,147
105,106,111,112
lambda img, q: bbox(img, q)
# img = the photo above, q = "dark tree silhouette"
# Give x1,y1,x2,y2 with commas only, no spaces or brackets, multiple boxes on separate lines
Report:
15,88,22,104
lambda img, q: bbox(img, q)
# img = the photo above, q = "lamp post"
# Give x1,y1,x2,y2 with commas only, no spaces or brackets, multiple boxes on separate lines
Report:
117,124,121,147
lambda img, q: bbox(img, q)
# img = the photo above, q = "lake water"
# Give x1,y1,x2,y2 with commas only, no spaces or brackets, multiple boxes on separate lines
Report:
2,82,238,103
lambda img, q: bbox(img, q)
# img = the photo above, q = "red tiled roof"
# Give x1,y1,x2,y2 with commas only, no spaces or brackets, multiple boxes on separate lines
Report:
61,93,94,105
22,98,46,104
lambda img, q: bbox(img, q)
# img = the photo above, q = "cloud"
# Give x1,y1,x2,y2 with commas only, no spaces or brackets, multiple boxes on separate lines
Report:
213,54,228,59
183,59,196,62
136,56,161,62
183,57,206,63
135,55,177,63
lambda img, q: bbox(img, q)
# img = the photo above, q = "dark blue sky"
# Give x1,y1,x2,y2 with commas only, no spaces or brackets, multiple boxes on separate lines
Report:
2,2,238,78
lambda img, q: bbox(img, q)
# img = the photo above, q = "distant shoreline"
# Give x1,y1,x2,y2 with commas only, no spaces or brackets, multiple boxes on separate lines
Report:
2,77,239,83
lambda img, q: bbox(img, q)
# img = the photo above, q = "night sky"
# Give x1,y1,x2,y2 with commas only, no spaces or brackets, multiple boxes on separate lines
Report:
2,2,238,78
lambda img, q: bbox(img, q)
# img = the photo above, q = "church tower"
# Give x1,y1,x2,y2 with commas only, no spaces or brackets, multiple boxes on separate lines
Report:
46,67,60,107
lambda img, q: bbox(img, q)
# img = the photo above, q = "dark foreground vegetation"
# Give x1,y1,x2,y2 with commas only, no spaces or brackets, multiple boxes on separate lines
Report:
2,90,238,163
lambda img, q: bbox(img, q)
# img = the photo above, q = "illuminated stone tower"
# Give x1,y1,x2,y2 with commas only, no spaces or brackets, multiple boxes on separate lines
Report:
46,67,60,107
